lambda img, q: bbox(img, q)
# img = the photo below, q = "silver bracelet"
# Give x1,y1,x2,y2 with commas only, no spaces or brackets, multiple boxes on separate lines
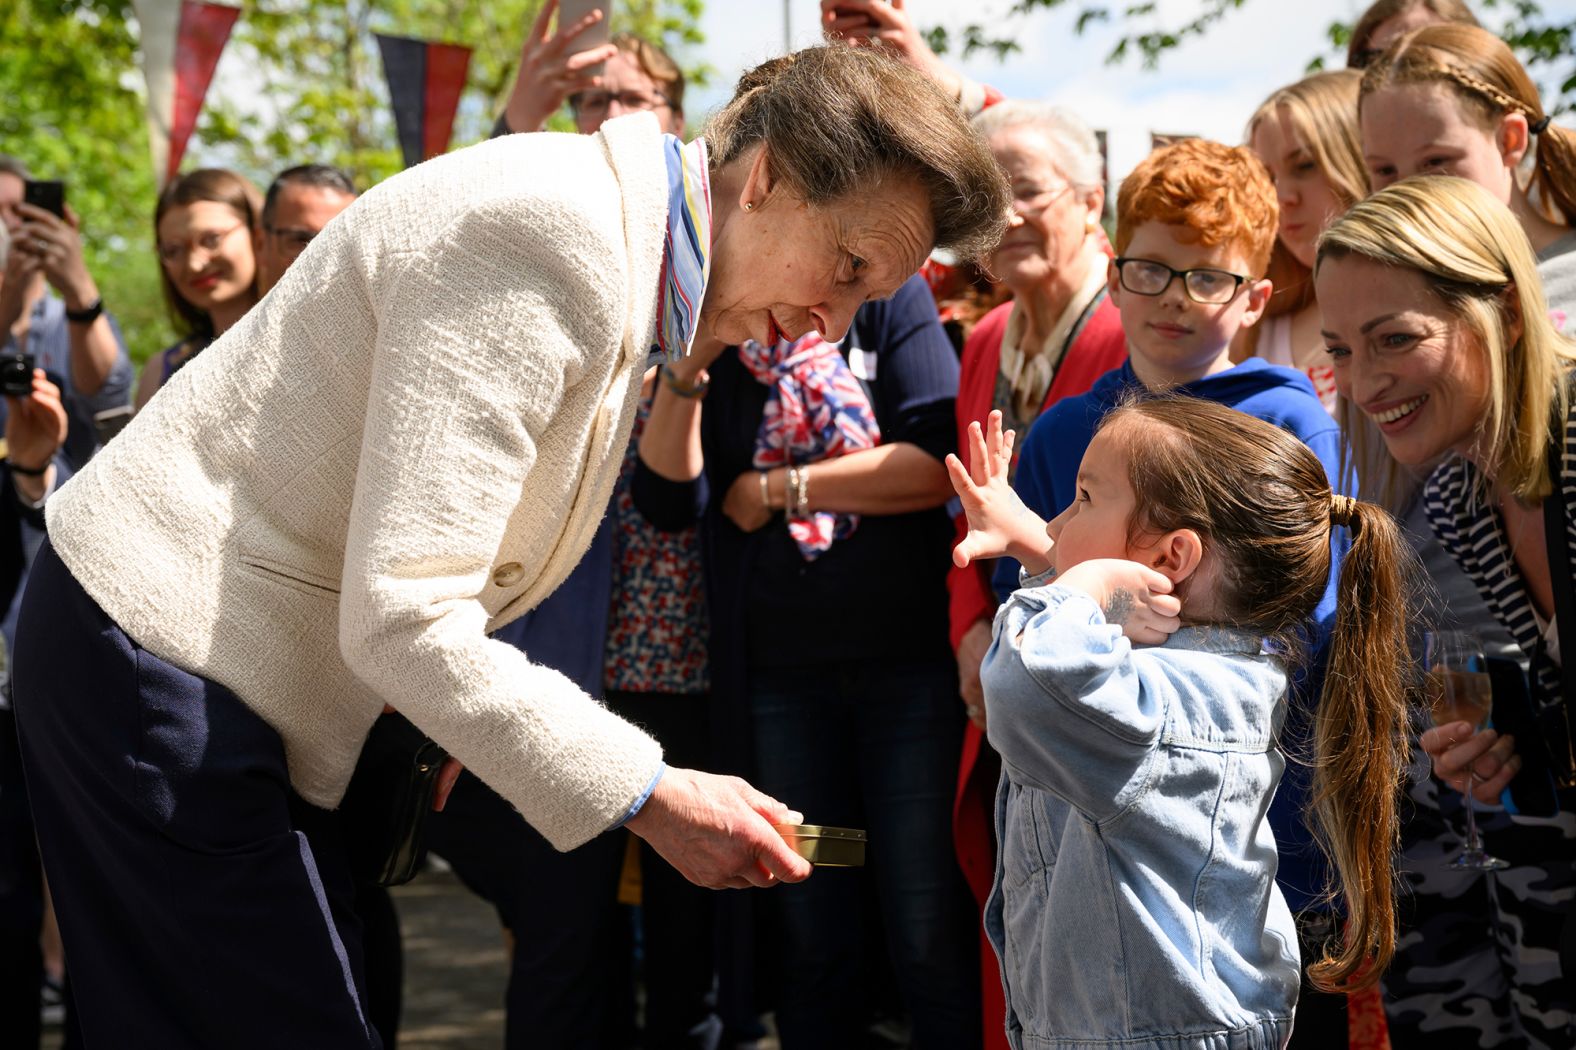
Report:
785,465,800,517
795,463,810,518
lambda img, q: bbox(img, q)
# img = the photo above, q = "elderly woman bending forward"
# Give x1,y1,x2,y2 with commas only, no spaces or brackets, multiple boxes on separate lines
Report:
10,46,1009,1045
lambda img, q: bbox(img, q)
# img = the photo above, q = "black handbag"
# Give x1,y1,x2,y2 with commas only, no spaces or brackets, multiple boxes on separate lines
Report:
339,712,449,887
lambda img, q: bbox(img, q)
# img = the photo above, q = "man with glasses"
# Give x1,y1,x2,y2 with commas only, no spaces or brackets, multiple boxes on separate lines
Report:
495,4,684,139
0,155,132,471
255,165,357,296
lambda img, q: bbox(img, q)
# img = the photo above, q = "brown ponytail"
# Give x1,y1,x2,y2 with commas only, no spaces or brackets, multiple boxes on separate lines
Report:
1307,499,1413,991
1535,123,1576,230
1101,397,1416,992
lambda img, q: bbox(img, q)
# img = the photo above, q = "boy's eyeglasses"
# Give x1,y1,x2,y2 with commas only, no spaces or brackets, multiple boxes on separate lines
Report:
1113,257,1251,305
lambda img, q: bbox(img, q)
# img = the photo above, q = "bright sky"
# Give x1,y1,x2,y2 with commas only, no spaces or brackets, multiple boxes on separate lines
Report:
679,0,1563,187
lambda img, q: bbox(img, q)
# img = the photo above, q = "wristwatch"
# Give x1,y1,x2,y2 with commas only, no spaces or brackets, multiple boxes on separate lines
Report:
65,297,103,325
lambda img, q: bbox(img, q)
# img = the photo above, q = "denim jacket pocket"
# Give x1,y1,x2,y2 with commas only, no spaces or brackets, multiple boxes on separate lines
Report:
1000,780,1058,891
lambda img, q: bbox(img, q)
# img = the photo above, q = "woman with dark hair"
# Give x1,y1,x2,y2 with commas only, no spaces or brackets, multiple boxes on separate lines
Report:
133,167,262,410
13,44,1009,1046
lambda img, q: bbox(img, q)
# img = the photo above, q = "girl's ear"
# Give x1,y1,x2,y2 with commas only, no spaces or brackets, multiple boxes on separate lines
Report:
1146,527,1205,586
1498,110,1531,171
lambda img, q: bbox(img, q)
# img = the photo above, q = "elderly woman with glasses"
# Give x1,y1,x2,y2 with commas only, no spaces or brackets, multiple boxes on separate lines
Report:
12,43,1009,1045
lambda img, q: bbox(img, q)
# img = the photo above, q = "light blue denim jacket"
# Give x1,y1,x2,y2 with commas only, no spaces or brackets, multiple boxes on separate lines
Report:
982,580,1299,1050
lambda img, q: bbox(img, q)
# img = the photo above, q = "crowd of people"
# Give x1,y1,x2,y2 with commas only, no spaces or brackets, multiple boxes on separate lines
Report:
0,0,1574,1047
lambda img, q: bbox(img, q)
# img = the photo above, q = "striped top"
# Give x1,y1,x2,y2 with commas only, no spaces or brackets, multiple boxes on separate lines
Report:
1425,394,1575,708
655,134,712,361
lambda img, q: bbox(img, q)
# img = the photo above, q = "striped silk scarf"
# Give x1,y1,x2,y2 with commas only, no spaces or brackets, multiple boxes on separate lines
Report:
655,133,712,361
737,332,881,560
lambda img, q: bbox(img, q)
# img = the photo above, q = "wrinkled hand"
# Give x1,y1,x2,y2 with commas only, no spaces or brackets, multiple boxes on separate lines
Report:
504,0,619,132
1421,723,1519,804
945,410,1049,571
723,469,772,533
4,370,66,471
626,766,813,889
1056,559,1182,646
819,0,960,97
16,203,94,308
956,618,991,731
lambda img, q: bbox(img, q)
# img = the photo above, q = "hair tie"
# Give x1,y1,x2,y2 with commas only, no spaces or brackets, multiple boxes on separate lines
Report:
1531,114,1552,136
1329,493,1358,529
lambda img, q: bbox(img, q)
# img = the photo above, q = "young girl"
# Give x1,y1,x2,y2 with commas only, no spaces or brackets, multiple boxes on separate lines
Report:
1359,23,1576,319
948,401,1411,1048
1240,70,1367,412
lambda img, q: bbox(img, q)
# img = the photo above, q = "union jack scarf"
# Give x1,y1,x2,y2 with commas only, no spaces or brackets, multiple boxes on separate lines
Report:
737,332,881,560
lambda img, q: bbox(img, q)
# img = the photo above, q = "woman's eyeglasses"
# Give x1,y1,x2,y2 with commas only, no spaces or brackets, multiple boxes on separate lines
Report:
1113,257,1251,305
570,89,671,118
1011,184,1075,214
157,222,248,265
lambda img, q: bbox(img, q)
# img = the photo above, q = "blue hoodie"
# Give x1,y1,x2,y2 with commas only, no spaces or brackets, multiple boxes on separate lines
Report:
994,357,1352,913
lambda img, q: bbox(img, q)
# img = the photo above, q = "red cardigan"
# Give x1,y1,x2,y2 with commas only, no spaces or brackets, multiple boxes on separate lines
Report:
948,293,1126,1050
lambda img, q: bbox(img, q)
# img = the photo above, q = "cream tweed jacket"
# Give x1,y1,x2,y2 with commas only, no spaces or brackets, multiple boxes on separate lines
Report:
45,115,674,850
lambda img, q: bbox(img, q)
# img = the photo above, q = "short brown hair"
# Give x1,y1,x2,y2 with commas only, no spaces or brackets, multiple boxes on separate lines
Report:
612,32,684,115
705,46,1010,265
154,168,262,339
1347,0,1478,67
1115,138,1278,276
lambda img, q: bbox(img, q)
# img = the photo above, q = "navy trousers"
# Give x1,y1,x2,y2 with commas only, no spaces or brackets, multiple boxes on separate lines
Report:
12,541,381,1049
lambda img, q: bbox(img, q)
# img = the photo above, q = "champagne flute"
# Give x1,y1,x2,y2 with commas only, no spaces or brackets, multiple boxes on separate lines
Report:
1423,630,1508,872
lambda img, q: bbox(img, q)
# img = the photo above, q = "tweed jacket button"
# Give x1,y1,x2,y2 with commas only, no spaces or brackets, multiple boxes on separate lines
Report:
492,562,525,587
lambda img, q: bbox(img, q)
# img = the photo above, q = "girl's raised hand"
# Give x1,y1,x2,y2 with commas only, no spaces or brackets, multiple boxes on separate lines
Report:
945,410,1053,572
1055,558,1182,646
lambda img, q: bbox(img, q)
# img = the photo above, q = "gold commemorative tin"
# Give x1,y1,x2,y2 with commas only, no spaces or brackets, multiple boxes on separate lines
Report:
773,824,866,867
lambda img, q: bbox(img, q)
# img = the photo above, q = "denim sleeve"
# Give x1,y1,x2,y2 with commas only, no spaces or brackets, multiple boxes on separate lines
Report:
982,584,1166,821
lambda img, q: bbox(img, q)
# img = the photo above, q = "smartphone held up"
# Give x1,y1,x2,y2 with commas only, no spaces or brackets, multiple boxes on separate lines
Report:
22,180,65,221
558,0,611,78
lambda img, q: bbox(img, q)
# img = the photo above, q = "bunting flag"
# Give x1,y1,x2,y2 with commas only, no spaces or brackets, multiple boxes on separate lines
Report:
374,34,473,170
131,0,241,186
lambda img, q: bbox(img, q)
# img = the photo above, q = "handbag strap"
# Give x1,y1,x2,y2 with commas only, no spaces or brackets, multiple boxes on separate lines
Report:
1541,425,1576,740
